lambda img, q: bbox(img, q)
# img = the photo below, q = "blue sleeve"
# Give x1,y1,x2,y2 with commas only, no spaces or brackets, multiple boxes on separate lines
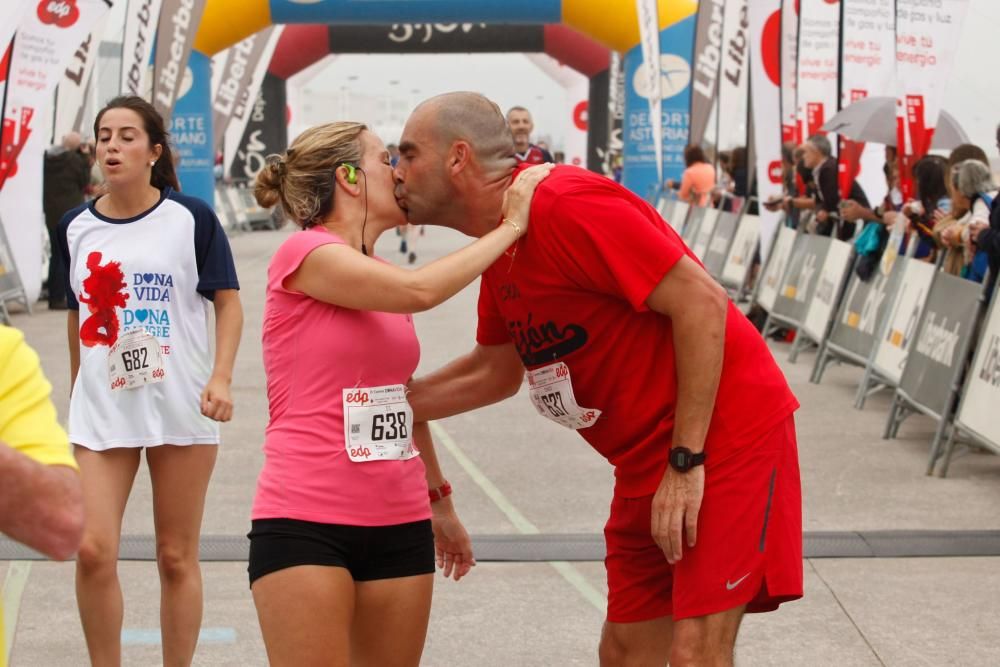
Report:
179,194,240,300
57,208,82,311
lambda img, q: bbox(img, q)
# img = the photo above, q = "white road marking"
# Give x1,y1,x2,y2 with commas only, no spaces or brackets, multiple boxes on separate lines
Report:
429,422,606,612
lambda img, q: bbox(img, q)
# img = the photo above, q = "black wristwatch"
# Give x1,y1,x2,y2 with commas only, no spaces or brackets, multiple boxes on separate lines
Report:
669,446,706,472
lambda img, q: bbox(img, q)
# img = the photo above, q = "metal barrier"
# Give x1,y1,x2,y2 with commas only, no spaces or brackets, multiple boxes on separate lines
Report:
671,200,692,235
863,259,937,402
794,238,854,363
237,187,276,230
812,254,907,391
224,186,251,231
753,222,797,314
883,271,983,474
933,274,1000,477
214,187,238,232
215,183,277,233
656,195,690,233
691,208,721,260
0,216,30,324
681,205,706,245
702,207,744,279
720,208,761,300
765,234,832,361
656,196,676,224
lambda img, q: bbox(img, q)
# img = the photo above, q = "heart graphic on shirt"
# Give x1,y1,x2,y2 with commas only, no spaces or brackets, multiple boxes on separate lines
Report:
134,309,148,323
142,273,154,284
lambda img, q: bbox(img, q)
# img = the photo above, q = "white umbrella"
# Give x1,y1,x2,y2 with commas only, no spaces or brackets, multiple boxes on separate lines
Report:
821,96,969,150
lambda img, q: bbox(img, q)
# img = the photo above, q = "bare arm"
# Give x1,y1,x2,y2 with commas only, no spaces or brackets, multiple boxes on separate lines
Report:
211,289,243,382
789,195,816,210
413,422,475,580
200,288,243,422
841,199,878,223
0,443,83,560
291,164,552,314
68,310,80,389
290,224,519,313
647,256,728,455
678,170,694,203
645,256,728,564
416,422,447,490
408,343,524,422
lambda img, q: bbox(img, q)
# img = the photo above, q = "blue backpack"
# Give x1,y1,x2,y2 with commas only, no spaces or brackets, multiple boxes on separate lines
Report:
854,221,883,256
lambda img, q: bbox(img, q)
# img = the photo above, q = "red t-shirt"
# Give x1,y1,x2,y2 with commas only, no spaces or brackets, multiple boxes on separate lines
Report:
514,145,552,165
477,166,799,497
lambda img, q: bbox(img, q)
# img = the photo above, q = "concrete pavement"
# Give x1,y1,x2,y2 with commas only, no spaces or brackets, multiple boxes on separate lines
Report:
3,224,999,665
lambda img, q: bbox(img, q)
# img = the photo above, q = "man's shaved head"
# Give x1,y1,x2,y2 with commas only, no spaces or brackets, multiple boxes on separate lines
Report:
417,92,516,178
396,92,519,237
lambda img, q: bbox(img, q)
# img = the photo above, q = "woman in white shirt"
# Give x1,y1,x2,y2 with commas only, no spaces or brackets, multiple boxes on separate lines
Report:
59,95,243,666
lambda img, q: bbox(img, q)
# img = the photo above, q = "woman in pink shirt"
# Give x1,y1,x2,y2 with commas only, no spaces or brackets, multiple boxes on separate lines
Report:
666,144,716,207
249,120,549,666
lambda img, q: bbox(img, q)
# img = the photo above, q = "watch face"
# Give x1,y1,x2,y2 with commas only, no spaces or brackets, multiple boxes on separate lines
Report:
671,448,690,471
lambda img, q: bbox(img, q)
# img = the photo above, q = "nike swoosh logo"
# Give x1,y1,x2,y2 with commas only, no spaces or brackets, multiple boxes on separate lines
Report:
726,572,751,591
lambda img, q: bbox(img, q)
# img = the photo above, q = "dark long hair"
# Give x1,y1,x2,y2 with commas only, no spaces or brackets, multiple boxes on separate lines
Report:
683,144,707,167
911,155,948,217
93,96,180,191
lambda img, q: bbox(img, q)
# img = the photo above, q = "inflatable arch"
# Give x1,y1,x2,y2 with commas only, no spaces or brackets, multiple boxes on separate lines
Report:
183,0,698,202
262,23,609,171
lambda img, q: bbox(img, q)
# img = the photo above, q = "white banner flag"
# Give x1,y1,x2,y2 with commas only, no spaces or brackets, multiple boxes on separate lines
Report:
0,0,114,302
0,1,35,104
0,1,33,54
716,0,749,153
53,12,111,138
840,0,895,205
796,0,841,148
895,0,970,200
217,26,282,159
689,0,724,147
151,0,206,120
636,0,663,186
779,0,799,144
120,0,163,96
748,0,784,261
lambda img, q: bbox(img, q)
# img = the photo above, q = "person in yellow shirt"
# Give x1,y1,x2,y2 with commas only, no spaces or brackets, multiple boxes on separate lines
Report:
0,325,84,667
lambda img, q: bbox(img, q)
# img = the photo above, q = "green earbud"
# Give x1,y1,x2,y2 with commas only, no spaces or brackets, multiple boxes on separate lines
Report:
341,163,357,184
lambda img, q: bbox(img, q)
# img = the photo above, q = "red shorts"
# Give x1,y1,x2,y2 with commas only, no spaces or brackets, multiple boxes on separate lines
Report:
604,415,803,622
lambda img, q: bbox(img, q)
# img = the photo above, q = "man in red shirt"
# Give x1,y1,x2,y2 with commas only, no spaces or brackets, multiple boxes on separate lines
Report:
398,92,802,667
507,106,555,165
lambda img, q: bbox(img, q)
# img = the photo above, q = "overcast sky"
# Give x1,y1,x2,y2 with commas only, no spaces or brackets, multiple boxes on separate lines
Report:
292,53,588,150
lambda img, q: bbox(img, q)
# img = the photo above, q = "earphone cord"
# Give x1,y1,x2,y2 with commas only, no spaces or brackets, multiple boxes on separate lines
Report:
360,170,369,256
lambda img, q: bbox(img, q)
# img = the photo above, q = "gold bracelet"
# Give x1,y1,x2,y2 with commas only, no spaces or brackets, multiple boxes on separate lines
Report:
503,217,522,238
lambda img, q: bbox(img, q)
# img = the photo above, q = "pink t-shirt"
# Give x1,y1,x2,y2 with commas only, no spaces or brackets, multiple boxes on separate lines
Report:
679,162,716,207
252,226,431,526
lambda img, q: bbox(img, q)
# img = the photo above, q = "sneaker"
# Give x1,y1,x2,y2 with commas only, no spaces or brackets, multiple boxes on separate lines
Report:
408,252,417,264
400,239,408,253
